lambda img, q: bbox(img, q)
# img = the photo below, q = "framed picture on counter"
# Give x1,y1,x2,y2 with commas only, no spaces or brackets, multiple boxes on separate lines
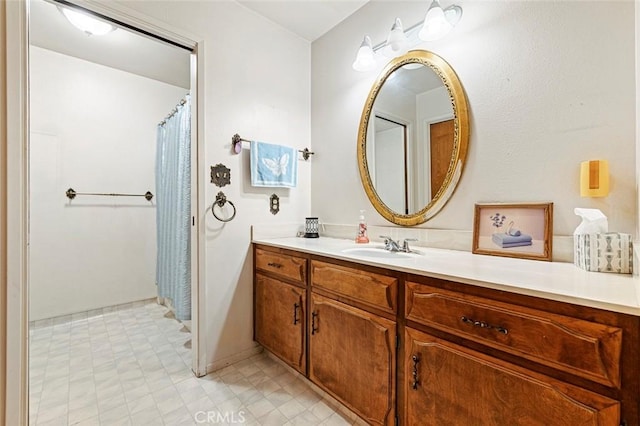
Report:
472,202,553,261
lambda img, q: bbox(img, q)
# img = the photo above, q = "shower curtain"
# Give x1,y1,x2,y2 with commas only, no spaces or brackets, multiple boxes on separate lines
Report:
156,94,191,321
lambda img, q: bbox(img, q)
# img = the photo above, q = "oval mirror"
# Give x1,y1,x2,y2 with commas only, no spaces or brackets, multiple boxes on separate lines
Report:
357,50,469,226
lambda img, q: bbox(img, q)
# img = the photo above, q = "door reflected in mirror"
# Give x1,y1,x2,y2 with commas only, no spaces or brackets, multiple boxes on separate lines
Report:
358,50,469,226
369,115,408,214
367,64,454,215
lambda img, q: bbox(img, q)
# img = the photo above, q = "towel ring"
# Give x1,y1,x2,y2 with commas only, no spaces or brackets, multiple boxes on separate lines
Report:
211,191,236,222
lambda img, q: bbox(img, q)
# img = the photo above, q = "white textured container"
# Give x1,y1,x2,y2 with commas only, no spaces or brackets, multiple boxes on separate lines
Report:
574,233,633,274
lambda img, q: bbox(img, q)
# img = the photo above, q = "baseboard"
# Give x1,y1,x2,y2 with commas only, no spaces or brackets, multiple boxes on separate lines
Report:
205,343,263,374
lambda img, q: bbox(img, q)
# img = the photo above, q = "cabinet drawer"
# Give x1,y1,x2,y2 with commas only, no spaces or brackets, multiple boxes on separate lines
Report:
405,327,620,425
405,282,623,388
255,248,307,285
311,261,398,314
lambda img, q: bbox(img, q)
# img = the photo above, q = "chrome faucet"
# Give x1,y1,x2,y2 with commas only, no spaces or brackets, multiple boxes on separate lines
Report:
402,238,418,253
380,236,417,253
380,236,402,252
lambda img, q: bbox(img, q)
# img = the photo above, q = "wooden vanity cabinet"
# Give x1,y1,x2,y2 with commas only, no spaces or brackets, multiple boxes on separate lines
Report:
254,274,306,374
404,276,639,426
404,327,620,425
254,244,639,426
308,260,399,426
308,293,396,426
254,248,307,374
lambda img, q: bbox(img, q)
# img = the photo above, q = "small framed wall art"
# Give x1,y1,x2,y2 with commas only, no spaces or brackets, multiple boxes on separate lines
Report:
472,202,553,261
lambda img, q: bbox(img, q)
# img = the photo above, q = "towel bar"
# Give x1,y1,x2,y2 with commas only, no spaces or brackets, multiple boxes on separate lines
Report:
66,188,153,201
231,134,314,160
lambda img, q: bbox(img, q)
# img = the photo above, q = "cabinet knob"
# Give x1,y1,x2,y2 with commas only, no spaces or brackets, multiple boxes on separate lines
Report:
267,262,283,269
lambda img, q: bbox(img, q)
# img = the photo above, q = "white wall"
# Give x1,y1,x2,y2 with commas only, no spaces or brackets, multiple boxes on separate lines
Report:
29,46,186,320
312,1,636,236
117,0,311,370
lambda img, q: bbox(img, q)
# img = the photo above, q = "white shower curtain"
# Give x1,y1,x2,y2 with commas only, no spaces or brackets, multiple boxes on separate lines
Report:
156,95,191,321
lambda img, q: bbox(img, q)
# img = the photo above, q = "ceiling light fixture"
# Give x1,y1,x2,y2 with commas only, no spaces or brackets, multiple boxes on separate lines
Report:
352,0,462,72
59,6,116,36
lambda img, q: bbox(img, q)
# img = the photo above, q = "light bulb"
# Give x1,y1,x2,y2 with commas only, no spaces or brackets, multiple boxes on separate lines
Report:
352,36,376,72
419,0,454,41
382,18,408,58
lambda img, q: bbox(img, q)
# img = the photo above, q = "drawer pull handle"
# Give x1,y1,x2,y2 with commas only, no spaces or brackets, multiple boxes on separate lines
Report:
293,303,300,325
267,262,283,269
311,311,319,335
461,316,508,335
411,355,420,390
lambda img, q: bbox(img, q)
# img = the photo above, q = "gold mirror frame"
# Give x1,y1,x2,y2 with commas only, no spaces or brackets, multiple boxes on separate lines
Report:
357,50,470,226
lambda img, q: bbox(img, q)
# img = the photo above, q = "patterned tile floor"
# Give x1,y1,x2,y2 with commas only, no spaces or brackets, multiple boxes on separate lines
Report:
29,300,360,425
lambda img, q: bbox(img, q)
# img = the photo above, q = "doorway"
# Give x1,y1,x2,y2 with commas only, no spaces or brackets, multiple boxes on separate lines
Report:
24,0,203,423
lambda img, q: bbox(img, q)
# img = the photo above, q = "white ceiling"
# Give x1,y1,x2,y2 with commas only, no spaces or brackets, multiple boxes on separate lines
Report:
29,0,368,88
238,0,369,42
29,0,192,89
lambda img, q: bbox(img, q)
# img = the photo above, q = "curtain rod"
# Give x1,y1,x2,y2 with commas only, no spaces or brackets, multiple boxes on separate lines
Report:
159,93,190,126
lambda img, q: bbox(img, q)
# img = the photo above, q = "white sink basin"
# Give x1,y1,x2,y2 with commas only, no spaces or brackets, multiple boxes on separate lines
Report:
341,247,420,259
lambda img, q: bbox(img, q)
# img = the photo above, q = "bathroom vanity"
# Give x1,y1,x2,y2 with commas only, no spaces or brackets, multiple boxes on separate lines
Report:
253,237,640,426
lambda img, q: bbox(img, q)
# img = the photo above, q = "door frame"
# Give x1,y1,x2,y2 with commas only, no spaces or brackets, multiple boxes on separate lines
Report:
4,1,207,423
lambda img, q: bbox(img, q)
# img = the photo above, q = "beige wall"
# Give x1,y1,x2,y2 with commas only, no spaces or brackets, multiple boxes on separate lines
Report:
4,2,28,423
1,0,7,422
311,1,636,236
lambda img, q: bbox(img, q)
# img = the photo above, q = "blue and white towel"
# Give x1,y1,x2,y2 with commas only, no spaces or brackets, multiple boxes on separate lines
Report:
250,141,298,188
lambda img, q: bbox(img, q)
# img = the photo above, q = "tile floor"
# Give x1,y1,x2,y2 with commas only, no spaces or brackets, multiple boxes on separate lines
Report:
29,300,361,425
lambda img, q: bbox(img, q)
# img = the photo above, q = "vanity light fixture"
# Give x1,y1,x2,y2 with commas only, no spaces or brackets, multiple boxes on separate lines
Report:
58,6,116,36
580,160,609,197
419,0,463,41
352,1,462,72
382,18,409,58
352,36,376,72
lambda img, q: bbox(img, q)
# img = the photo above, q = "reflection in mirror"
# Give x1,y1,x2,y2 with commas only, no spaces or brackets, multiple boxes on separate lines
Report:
358,50,469,226
367,64,454,215
369,116,408,214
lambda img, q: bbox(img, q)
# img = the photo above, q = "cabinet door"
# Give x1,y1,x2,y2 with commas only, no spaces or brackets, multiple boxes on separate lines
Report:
309,293,396,426
255,274,306,374
405,327,620,426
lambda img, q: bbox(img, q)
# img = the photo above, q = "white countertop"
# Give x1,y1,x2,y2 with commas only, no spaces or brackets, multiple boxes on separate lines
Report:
253,236,640,316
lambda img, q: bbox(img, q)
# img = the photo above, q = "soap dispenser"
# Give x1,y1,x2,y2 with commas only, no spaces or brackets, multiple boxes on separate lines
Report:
355,210,370,244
